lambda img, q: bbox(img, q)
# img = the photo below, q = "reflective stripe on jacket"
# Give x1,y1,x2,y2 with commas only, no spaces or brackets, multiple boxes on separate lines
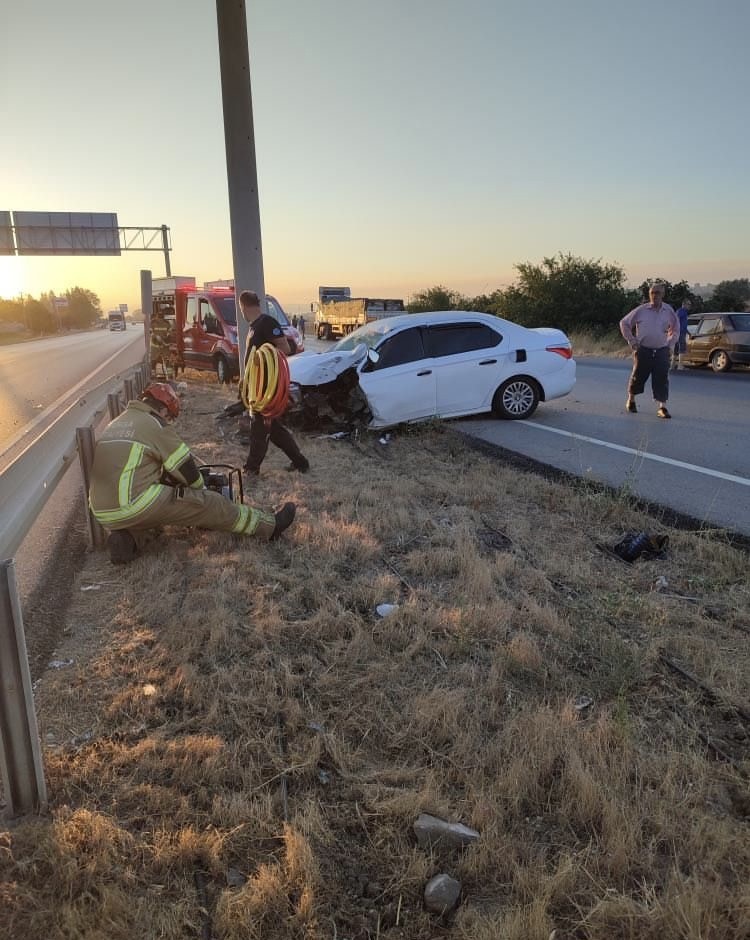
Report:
89,400,198,526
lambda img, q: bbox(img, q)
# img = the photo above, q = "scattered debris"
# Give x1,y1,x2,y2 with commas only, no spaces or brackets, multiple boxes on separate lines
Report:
424,873,461,915
375,603,399,618
48,658,74,670
379,433,392,445
307,721,325,733
413,813,480,851
574,694,594,713
611,531,669,563
317,430,351,440
318,769,332,785
80,584,101,592
68,730,94,748
142,684,158,697
225,868,246,888
654,576,669,592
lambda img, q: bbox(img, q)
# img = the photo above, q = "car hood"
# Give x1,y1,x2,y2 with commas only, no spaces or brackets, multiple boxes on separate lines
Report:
288,344,368,386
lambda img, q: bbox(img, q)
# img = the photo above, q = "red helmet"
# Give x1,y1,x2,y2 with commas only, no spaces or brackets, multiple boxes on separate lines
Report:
142,382,180,419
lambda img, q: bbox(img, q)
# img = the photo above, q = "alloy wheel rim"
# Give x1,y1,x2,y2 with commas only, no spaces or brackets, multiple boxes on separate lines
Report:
502,382,534,415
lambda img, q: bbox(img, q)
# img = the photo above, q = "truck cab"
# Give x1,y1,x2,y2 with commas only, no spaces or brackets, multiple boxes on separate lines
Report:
180,287,239,383
153,279,301,384
108,311,126,331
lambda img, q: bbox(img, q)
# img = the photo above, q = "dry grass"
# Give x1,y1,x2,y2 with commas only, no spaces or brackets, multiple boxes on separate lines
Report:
2,373,749,939
567,330,630,358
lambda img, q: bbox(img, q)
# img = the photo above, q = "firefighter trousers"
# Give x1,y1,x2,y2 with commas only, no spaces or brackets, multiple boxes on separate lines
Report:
98,485,276,541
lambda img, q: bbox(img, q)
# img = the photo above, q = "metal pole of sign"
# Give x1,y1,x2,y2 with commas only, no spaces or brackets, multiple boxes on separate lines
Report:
0,560,48,816
141,270,153,382
76,427,106,550
215,0,267,375
161,227,171,277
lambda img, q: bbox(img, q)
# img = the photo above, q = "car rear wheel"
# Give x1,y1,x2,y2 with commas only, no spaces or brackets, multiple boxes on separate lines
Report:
710,349,731,373
492,377,540,420
216,355,230,384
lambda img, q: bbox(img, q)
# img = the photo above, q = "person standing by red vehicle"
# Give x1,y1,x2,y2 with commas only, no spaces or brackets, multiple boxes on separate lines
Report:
239,291,310,477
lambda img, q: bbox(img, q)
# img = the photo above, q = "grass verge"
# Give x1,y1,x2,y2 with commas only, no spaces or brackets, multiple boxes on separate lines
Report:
2,374,748,939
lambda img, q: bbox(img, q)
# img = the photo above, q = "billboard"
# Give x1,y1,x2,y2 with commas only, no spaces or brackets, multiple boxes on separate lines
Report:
13,211,121,256
0,211,13,254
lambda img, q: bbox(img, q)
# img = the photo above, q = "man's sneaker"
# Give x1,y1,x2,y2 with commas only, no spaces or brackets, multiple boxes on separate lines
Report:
657,406,671,419
108,529,138,564
626,400,637,413
286,457,310,473
271,502,296,540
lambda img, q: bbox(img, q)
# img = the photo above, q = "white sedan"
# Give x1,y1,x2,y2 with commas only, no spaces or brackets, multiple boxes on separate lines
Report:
288,311,575,428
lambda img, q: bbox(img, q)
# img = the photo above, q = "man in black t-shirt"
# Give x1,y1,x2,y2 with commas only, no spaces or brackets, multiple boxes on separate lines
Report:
240,290,309,477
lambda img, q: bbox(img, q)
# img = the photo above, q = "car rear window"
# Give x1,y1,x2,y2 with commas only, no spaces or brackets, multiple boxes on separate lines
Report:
424,323,501,357
728,314,750,331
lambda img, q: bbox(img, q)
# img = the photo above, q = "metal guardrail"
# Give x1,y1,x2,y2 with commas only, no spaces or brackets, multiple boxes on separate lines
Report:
0,360,149,816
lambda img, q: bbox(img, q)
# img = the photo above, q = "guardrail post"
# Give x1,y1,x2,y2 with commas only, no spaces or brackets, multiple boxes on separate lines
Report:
133,371,143,398
123,378,135,403
0,559,48,816
76,427,106,550
140,362,150,388
107,393,122,421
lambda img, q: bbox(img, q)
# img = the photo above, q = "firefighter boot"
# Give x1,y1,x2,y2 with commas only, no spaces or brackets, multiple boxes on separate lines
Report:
108,529,139,564
271,502,296,540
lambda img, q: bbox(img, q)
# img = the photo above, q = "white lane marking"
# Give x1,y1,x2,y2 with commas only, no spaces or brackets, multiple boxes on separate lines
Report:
520,420,750,487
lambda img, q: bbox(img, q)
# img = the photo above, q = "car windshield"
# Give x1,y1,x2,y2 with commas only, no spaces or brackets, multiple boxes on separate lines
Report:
334,321,395,352
729,314,750,331
215,296,237,327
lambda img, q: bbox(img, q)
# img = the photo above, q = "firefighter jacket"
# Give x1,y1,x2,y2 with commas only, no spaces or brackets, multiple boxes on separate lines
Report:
89,401,202,527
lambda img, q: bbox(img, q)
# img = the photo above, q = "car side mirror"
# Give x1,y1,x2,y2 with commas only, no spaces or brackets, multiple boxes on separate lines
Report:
367,348,380,364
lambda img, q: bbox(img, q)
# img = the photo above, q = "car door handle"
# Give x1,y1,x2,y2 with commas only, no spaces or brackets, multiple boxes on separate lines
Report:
417,369,432,376
478,359,497,365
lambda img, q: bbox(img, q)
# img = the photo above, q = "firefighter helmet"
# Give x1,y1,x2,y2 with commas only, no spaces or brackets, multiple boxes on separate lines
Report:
142,382,180,419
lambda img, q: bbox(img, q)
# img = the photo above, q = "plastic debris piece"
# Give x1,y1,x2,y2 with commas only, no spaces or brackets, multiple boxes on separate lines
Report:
80,584,102,592
574,695,594,712
654,576,669,592
376,603,399,618
378,433,391,445
48,658,74,669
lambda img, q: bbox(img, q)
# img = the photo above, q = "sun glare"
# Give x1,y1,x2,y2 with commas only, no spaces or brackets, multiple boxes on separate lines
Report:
0,259,25,300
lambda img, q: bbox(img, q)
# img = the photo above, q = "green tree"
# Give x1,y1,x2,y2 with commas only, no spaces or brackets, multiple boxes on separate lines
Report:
709,278,750,312
636,278,698,310
65,286,102,328
0,298,25,325
24,298,55,334
407,285,468,312
496,253,632,332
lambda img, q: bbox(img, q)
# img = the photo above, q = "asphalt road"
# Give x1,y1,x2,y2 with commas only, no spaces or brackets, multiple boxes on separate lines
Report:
0,329,145,450
455,357,750,536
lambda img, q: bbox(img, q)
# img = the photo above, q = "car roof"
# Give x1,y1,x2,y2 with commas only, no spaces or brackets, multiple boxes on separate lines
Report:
361,310,517,332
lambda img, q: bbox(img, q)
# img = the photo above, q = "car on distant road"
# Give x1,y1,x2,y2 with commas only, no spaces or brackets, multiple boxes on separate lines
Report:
287,311,575,428
684,312,750,372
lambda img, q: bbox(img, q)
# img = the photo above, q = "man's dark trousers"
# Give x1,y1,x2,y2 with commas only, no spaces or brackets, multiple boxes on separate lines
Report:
628,345,670,402
245,414,306,473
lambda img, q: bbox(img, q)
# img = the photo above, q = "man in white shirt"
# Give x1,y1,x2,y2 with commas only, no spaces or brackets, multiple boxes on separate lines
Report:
619,283,680,419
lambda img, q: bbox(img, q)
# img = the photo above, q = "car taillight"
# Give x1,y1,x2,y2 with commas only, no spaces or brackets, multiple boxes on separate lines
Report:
546,345,572,359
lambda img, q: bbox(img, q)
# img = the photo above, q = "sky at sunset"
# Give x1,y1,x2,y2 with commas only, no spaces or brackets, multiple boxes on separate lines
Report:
1,0,748,315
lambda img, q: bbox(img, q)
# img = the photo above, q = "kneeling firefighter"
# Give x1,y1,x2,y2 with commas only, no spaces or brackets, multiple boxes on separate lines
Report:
89,382,295,563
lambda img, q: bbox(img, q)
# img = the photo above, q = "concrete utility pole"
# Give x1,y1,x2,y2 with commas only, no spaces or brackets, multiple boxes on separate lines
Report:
215,0,267,373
